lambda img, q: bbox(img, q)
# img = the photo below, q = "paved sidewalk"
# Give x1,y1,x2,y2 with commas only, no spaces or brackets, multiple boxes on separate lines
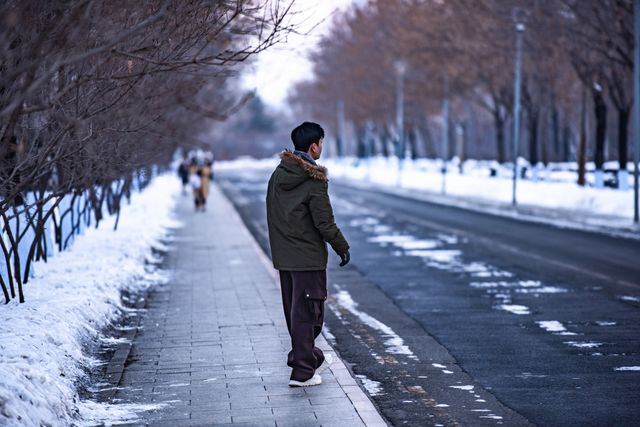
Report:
103,184,387,426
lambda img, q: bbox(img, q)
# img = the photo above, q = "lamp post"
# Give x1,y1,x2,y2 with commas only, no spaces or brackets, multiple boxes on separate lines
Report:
634,0,640,223
511,9,526,206
395,60,407,186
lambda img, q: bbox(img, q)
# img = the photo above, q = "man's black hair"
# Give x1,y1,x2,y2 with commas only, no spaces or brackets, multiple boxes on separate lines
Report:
291,122,324,152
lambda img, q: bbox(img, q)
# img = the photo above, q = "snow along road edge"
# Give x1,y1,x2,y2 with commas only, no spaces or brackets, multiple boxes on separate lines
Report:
0,174,182,426
335,178,640,241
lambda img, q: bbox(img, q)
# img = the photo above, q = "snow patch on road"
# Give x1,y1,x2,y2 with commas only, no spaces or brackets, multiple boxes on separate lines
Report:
564,341,604,348
495,304,531,315
614,366,640,371
406,250,463,268
450,385,474,391
517,373,547,379
349,217,380,227
368,234,414,244
394,239,440,250
355,375,384,396
0,174,181,426
516,286,567,294
596,321,617,326
470,280,541,289
334,288,418,360
536,320,576,335
537,320,567,332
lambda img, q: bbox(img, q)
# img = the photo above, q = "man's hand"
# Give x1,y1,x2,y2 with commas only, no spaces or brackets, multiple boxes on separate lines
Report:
339,250,350,267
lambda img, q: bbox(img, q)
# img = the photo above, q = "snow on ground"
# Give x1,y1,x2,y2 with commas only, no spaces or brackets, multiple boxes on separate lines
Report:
324,156,635,220
536,320,576,336
332,286,419,361
215,155,638,231
355,374,384,396
0,174,181,426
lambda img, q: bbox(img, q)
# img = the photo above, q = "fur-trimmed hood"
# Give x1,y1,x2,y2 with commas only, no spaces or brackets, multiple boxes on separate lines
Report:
279,150,328,182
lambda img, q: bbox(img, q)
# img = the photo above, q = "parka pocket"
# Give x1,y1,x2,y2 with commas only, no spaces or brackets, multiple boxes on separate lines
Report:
304,287,327,325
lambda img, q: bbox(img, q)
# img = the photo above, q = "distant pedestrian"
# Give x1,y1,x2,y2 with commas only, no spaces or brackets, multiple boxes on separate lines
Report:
189,169,203,210
199,159,213,210
178,159,190,193
186,152,214,211
266,121,350,387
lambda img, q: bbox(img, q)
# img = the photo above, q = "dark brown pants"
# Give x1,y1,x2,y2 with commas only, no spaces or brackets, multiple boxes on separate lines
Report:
278,270,327,382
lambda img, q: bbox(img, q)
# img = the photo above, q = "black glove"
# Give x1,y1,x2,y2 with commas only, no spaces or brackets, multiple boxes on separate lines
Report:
339,251,350,267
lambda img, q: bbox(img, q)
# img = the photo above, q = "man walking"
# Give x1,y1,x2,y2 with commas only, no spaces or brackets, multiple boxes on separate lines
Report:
266,122,350,387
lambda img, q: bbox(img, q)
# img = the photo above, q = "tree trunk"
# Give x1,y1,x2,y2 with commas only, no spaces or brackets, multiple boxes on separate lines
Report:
2,209,24,303
409,127,418,160
493,110,506,163
381,124,391,158
0,274,9,304
552,108,560,162
578,89,587,186
0,218,16,299
616,106,630,189
528,109,539,166
422,122,436,158
459,122,468,173
562,124,571,162
617,107,630,170
593,89,607,170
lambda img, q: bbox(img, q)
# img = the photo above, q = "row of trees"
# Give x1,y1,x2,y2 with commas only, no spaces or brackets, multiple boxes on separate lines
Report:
0,0,293,303
290,0,634,187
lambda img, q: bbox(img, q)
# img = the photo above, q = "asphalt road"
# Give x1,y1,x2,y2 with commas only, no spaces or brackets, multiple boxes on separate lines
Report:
217,168,640,427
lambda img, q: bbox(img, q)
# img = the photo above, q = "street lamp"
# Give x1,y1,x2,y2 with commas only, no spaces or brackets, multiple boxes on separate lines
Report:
395,60,407,186
633,0,640,224
511,8,526,207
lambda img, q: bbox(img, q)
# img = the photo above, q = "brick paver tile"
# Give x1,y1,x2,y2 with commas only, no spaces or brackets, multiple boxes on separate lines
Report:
98,185,387,426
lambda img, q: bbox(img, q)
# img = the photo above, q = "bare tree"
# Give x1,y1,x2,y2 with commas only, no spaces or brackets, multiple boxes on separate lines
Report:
0,0,294,303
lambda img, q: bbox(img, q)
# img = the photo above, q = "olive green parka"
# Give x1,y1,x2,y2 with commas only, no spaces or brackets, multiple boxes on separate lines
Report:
266,151,349,271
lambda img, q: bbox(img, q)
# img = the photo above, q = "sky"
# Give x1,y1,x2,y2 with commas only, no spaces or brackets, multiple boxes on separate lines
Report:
241,0,360,111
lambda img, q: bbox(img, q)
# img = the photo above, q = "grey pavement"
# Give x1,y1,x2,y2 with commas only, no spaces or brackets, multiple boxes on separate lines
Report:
100,184,387,426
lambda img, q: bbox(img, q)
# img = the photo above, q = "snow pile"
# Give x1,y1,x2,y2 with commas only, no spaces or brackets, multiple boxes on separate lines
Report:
215,156,636,224
324,157,635,220
0,174,181,426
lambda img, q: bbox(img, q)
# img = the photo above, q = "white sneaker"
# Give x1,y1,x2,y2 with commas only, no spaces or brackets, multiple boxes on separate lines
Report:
316,353,334,374
289,374,322,387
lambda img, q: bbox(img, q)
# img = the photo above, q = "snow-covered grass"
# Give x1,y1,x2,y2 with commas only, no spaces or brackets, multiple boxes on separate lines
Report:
0,174,181,426
215,155,638,230
325,156,635,220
